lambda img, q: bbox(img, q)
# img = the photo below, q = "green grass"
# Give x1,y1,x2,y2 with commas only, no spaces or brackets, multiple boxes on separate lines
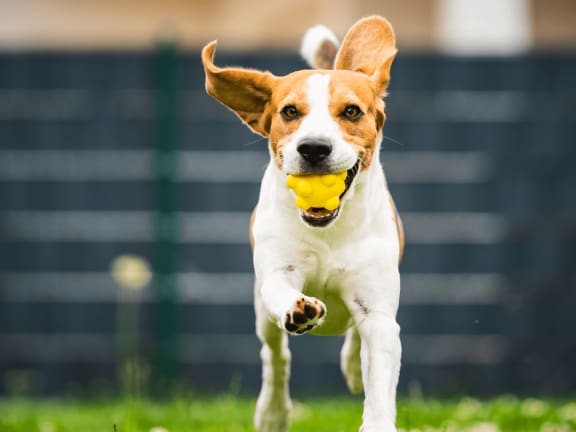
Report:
1,395,575,432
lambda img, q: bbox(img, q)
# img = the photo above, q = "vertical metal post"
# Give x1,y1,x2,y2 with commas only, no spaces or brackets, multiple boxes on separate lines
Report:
152,39,180,395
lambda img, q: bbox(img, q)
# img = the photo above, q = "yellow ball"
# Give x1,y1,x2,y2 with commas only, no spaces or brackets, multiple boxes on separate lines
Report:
286,171,347,211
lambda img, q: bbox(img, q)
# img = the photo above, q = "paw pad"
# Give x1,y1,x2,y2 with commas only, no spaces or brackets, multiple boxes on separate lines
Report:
284,297,326,335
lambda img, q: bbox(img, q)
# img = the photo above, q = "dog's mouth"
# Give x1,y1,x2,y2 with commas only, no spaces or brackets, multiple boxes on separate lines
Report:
301,160,360,228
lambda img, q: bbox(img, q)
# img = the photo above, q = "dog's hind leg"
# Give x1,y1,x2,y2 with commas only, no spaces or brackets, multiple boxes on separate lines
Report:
340,326,363,394
254,291,292,432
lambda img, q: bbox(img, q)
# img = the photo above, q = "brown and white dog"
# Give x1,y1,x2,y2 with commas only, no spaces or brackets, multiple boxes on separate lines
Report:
202,16,404,432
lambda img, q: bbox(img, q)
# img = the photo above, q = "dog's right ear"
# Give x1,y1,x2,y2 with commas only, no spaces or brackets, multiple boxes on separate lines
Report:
201,41,277,137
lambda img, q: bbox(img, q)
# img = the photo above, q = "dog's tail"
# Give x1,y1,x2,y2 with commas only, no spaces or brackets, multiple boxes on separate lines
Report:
300,25,340,70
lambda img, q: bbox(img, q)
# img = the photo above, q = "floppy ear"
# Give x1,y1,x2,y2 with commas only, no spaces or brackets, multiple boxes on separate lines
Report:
334,16,397,96
201,41,277,137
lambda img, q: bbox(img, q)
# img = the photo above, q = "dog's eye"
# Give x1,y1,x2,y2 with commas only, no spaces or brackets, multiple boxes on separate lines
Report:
341,105,363,121
281,105,300,121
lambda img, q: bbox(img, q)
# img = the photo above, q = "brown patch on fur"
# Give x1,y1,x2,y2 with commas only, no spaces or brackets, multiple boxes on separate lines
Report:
314,39,338,70
353,295,370,315
387,191,404,263
249,207,257,249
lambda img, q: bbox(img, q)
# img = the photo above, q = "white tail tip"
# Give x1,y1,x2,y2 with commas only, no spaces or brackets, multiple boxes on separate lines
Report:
300,25,340,69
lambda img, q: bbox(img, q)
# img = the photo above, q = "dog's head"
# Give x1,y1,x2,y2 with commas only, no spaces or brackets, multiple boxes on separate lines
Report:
202,16,396,227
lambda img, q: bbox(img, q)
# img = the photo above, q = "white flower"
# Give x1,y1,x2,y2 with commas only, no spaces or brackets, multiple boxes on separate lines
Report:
521,398,549,417
540,422,571,432
558,402,576,421
39,421,55,432
466,422,500,432
455,398,484,419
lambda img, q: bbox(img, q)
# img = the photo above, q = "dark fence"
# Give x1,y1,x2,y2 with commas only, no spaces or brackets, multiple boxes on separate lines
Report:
0,49,575,397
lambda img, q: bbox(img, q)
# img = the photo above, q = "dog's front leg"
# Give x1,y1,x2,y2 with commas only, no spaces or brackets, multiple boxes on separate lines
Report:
254,289,291,432
258,266,327,336
253,268,326,432
347,270,402,432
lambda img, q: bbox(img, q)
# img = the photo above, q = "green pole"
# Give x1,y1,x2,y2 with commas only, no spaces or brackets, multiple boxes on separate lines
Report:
152,39,180,395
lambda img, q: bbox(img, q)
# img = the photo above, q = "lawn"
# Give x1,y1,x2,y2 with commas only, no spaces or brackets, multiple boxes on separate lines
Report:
1,395,575,432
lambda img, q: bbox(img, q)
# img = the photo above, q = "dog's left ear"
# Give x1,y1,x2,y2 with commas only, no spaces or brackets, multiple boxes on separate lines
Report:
202,41,277,137
334,16,397,96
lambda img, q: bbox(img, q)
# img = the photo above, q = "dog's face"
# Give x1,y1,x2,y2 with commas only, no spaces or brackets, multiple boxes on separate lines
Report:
267,70,382,175
202,16,396,227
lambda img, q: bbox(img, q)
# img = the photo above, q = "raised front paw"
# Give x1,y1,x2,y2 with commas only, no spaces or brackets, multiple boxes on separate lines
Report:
284,296,326,335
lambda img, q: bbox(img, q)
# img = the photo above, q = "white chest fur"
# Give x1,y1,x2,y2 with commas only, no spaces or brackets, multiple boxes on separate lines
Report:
252,155,400,335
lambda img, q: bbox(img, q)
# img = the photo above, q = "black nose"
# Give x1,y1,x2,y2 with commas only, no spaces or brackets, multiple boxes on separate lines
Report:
297,138,332,164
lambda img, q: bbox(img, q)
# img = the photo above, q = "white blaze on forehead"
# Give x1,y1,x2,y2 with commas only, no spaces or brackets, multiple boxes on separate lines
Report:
298,73,340,138
307,73,331,111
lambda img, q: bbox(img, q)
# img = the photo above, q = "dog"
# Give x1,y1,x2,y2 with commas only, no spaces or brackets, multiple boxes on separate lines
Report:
201,15,404,432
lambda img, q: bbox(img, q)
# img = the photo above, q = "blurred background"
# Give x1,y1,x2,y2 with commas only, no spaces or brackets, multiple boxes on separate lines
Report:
0,0,575,398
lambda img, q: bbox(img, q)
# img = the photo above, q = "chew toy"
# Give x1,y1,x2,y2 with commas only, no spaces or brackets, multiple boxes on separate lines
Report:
286,172,347,211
